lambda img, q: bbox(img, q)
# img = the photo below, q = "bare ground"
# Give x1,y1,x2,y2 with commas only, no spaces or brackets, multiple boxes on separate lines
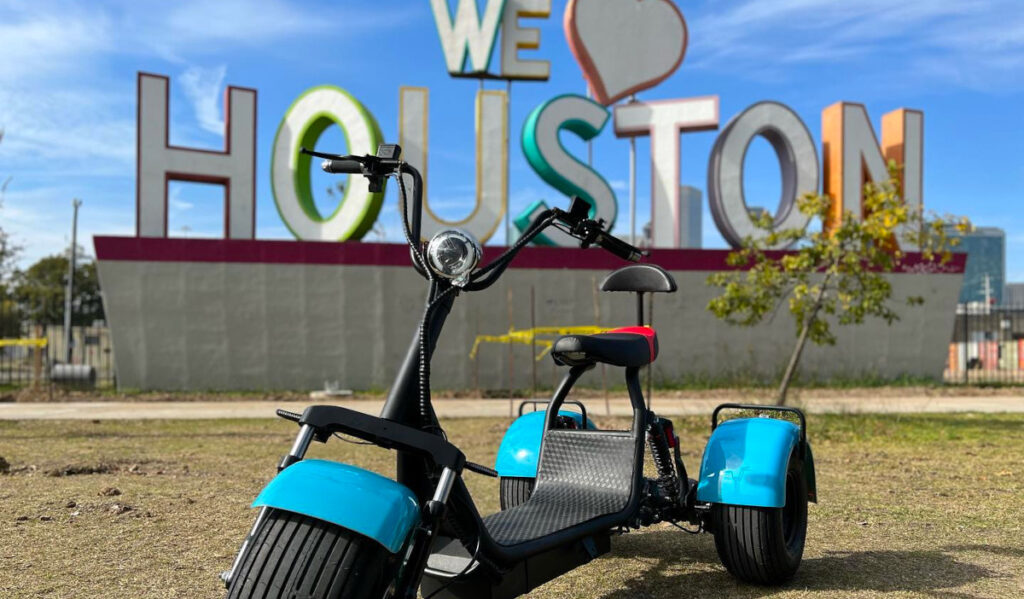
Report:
1,413,1022,598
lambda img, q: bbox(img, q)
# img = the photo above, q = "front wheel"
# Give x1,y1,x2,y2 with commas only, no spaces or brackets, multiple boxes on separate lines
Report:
710,450,808,585
227,508,398,599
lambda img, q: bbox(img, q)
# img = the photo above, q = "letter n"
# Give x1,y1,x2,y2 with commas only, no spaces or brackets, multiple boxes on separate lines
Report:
822,102,923,248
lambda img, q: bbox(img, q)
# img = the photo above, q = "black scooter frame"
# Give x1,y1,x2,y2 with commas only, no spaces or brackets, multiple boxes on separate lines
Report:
264,148,685,599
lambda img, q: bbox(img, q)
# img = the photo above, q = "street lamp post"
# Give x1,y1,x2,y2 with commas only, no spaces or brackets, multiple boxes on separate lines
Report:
63,198,82,363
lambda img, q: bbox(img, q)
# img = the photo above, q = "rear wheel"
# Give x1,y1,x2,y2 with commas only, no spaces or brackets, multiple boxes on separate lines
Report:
227,508,398,599
710,450,807,585
498,476,535,510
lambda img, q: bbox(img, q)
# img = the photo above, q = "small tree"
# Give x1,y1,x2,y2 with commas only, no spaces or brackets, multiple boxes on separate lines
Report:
707,165,969,405
12,252,105,326
0,128,21,337
0,128,18,280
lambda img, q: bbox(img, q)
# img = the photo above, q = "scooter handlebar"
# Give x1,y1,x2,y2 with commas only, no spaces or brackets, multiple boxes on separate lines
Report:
552,199,644,263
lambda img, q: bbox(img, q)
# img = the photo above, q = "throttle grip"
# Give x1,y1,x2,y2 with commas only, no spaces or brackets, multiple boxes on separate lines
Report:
321,159,363,174
598,232,643,262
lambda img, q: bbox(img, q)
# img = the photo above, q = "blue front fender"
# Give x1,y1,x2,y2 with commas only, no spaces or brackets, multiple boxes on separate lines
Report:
696,417,816,508
253,459,419,553
494,410,595,478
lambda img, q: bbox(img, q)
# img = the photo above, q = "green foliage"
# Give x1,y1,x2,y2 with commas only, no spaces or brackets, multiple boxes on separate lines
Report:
10,253,105,325
707,163,970,403
0,285,21,337
0,129,18,280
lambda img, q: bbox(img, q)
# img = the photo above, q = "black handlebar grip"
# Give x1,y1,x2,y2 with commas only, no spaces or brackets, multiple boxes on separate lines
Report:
598,232,643,262
321,159,363,174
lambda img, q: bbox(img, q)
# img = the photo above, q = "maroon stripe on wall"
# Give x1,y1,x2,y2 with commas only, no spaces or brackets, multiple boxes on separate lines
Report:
93,236,967,273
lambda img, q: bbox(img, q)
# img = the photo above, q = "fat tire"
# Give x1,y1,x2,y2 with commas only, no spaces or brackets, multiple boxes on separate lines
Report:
227,508,397,599
498,477,535,510
710,450,808,585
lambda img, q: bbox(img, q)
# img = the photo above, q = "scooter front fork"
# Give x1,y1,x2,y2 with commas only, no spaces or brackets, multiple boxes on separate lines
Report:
395,466,458,599
220,425,317,588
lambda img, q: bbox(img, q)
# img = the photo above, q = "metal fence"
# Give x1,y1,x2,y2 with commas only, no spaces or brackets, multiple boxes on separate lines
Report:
945,303,1024,384
0,304,115,389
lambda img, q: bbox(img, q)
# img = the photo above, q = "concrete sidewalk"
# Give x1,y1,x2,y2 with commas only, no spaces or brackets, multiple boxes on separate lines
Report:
2,395,1023,420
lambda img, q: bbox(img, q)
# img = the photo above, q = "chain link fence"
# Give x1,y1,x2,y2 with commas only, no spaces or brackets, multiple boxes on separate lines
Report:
945,303,1024,384
0,302,115,389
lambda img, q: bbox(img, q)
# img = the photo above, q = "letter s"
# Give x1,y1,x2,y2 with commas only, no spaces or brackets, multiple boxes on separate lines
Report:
516,94,617,246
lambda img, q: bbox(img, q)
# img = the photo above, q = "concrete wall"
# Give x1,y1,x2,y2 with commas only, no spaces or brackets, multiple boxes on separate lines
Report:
96,242,964,391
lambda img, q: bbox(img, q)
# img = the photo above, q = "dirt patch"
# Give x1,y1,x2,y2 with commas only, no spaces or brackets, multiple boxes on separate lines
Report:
46,463,119,477
3,458,170,478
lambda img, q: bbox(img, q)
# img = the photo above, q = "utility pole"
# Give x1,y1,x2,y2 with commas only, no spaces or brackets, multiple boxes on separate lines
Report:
63,198,82,363
628,94,637,246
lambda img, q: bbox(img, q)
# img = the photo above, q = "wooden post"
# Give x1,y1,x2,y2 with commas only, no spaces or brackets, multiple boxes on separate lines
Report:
473,310,480,392
32,325,43,388
530,286,537,400
647,293,654,410
593,276,609,415
507,286,515,418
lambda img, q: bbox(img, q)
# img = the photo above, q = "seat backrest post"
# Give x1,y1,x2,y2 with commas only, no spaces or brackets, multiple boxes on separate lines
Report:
635,292,645,326
543,364,592,432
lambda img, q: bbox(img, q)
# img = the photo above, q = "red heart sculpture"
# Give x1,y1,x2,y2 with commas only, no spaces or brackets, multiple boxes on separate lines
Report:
564,0,688,106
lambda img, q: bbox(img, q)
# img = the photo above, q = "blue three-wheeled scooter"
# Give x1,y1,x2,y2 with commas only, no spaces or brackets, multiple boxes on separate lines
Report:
221,144,816,598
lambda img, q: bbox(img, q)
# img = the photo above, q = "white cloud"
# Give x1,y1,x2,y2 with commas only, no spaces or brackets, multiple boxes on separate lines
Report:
179,65,227,135
609,179,627,192
0,5,112,84
0,0,428,268
168,186,195,212
685,0,1024,91
0,184,135,266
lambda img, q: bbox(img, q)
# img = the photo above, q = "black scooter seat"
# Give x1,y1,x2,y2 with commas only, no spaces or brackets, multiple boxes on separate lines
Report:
551,326,657,368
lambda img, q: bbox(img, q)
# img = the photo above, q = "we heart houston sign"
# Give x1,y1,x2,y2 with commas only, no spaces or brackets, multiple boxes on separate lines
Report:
132,0,924,252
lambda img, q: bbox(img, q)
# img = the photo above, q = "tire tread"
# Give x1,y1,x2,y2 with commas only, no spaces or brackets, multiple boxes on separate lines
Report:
226,509,395,599
498,476,535,510
710,452,807,586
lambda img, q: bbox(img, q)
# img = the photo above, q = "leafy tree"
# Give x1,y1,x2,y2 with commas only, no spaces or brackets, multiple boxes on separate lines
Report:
707,165,969,405
0,129,20,337
0,287,20,337
0,128,18,280
11,252,105,326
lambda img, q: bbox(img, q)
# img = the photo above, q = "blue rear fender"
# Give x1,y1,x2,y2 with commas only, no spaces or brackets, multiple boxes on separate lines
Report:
252,459,420,554
494,410,595,478
696,417,817,509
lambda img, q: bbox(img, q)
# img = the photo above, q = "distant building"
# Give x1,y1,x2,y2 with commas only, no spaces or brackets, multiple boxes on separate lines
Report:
680,186,702,249
1005,282,1024,306
949,227,1005,304
643,185,703,248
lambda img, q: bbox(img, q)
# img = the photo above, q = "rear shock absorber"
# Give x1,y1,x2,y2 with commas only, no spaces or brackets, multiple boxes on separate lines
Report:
647,416,681,504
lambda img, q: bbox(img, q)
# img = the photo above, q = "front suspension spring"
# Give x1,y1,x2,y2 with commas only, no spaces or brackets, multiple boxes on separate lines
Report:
647,418,680,502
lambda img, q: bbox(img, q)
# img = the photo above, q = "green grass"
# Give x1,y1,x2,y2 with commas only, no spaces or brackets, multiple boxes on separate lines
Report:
1,414,1022,597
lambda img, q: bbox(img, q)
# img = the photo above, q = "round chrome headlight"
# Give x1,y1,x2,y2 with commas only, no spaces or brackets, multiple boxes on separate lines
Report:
426,229,482,286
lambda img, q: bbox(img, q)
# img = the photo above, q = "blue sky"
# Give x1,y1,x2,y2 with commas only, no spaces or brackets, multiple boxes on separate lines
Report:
1,0,1022,281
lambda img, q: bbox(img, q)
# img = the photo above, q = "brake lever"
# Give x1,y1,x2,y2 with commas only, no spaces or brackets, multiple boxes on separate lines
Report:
300,147,349,161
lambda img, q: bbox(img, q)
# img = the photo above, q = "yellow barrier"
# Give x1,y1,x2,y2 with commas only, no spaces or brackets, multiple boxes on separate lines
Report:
0,338,47,348
470,326,608,361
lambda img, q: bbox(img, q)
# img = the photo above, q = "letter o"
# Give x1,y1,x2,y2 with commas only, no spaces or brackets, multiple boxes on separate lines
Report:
271,86,384,240
707,101,819,249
